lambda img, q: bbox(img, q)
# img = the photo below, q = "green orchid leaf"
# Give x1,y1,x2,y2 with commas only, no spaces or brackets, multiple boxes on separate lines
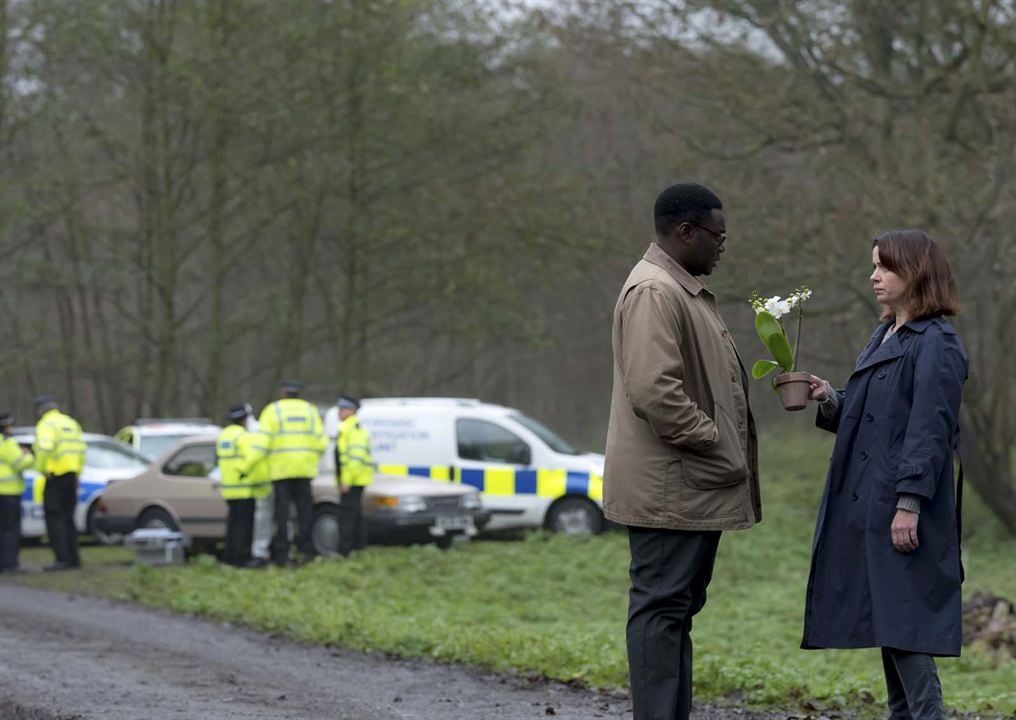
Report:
754,311,794,371
766,330,794,371
751,359,780,379
754,311,783,345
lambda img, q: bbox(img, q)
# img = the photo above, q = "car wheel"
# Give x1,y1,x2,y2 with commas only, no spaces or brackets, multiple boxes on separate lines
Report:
311,505,340,557
87,501,121,546
136,507,179,532
545,497,603,536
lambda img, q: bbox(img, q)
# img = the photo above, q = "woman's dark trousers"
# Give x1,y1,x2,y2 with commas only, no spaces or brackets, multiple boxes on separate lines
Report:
44,473,79,567
224,498,255,566
882,648,946,720
626,526,721,720
271,478,315,564
338,486,366,557
0,494,21,571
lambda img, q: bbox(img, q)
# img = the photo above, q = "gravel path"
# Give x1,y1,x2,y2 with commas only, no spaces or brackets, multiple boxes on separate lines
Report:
0,583,789,720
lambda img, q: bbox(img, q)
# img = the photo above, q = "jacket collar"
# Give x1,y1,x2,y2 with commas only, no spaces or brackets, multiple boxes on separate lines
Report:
850,315,945,376
900,316,954,334
852,323,902,376
643,243,707,297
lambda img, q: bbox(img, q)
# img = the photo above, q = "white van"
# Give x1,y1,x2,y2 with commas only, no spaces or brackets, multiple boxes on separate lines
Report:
324,398,606,534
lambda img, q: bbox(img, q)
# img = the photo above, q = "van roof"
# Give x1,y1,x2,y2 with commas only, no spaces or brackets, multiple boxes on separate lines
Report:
361,397,488,408
359,396,516,412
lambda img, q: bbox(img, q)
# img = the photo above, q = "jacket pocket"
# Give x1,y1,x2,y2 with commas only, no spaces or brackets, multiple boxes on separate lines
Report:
680,404,748,489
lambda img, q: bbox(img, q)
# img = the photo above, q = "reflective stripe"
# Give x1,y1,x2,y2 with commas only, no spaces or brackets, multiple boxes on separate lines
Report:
375,464,602,501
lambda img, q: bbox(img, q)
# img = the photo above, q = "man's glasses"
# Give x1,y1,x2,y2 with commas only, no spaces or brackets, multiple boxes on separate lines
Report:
690,223,726,246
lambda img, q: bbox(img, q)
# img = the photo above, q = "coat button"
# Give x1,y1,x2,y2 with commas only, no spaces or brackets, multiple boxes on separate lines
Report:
877,369,887,379
860,451,869,461
851,492,859,501
865,413,874,423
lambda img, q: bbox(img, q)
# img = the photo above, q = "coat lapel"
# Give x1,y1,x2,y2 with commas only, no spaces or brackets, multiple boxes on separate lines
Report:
852,325,904,376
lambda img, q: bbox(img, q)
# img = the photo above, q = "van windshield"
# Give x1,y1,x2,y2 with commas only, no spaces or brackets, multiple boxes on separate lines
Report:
509,413,580,456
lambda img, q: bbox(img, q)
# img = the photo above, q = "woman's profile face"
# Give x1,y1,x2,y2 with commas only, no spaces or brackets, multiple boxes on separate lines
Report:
870,246,907,311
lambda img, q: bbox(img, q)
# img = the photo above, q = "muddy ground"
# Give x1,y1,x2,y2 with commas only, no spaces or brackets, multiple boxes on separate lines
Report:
0,583,797,720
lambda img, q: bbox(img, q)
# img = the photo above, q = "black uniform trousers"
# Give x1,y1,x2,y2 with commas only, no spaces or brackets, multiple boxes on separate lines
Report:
882,648,946,720
44,473,80,567
626,526,721,720
223,498,255,566
271,477,315,564
338,486,366,557
0,494,21,571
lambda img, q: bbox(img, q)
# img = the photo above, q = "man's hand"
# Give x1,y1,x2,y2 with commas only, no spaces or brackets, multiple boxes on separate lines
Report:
891,509,919,553
808,375,830,401
340,483,351,494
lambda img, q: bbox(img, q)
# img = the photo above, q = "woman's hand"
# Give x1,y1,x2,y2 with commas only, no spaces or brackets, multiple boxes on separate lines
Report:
891,510,920,553
808,375,830,401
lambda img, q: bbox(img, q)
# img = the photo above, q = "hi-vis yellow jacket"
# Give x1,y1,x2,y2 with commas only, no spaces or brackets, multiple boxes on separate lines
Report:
257,399,327,481
0,437,32,496
34,409,86,477
336,414,374,487
216,425,271,501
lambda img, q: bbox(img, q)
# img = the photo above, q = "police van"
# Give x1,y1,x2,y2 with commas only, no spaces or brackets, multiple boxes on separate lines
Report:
325,398,606,535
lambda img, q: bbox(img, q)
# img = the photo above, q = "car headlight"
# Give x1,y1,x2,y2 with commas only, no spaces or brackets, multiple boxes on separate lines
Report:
372,494,427,513
460,492,482,510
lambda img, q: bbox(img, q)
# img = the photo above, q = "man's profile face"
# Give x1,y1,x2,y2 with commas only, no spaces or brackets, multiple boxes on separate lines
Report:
688,208,726,276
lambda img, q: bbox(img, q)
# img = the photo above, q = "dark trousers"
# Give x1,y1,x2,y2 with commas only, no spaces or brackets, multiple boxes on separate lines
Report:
223,498,255,566
882,648,946,720
338,486,366,557
44,473,80,567
271,478,314,564
626,526,722,720
0,495,21,571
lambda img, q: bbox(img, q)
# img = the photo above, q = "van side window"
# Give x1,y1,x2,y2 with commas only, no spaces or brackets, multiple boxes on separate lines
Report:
456,419,530,465
163,444,217,478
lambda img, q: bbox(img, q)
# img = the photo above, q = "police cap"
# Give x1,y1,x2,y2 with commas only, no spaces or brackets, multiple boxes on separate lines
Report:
0,412,14,428
227,403,252,422
279,379,303,395
336,395,360,411
33,394,59,411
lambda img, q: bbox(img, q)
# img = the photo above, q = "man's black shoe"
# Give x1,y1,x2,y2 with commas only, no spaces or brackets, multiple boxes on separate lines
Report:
243,558,269,569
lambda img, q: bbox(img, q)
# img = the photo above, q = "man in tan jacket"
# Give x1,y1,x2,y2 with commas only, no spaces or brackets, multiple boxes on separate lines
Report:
604,183,759,720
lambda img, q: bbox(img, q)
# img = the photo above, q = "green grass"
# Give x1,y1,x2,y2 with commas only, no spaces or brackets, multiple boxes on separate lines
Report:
8,434,1016,714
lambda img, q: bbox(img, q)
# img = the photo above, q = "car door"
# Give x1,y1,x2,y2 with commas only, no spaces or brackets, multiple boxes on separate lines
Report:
159,443,226,538
454,418,533,524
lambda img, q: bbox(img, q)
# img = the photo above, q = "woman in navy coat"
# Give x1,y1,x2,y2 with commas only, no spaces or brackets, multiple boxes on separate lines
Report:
805,230,966,720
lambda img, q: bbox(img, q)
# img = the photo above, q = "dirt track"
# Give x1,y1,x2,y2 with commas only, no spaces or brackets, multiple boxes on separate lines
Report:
0,583,790,720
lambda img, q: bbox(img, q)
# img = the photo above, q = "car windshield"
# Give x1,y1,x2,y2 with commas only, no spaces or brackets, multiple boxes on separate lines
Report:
508,413,580,456
139,434,193,461
85,442,150,469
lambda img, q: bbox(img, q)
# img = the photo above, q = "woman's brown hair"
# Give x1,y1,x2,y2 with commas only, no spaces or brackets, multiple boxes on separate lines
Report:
873,229,962,321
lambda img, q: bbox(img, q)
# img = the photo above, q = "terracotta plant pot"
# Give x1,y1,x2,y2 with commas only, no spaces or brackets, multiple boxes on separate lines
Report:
773,371,811,411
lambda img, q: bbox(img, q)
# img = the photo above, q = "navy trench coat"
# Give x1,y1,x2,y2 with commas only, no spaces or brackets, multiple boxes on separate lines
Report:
802,315,967,656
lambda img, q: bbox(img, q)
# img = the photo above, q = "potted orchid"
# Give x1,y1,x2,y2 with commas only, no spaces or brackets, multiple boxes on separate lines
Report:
749,287,812,411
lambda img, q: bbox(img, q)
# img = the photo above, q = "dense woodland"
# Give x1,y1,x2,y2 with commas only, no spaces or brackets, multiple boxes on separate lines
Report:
1,0,1013,531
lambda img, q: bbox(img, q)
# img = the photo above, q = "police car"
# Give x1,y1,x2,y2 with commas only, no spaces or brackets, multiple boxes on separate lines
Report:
324,398,607,535
115,418,222,461
12,429,151,545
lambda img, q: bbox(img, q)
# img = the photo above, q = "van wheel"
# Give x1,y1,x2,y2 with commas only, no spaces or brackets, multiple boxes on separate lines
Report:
311,505,340,557
545,497,603,535
87,501,121,546
136,507,178,532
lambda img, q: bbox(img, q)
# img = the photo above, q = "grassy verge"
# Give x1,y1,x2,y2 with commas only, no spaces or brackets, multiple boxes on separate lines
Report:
8,434,1015,714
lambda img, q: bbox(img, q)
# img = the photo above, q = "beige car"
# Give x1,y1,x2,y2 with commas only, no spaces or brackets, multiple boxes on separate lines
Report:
92,435,489,553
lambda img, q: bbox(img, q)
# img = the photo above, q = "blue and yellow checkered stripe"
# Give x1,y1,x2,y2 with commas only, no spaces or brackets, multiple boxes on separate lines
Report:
377,465,602,501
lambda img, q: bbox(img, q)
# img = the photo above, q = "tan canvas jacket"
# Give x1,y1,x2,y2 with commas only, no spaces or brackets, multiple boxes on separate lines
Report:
603,243,760,531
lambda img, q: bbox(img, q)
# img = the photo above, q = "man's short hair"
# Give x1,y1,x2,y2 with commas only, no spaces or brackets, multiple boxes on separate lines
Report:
653,183,723,237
